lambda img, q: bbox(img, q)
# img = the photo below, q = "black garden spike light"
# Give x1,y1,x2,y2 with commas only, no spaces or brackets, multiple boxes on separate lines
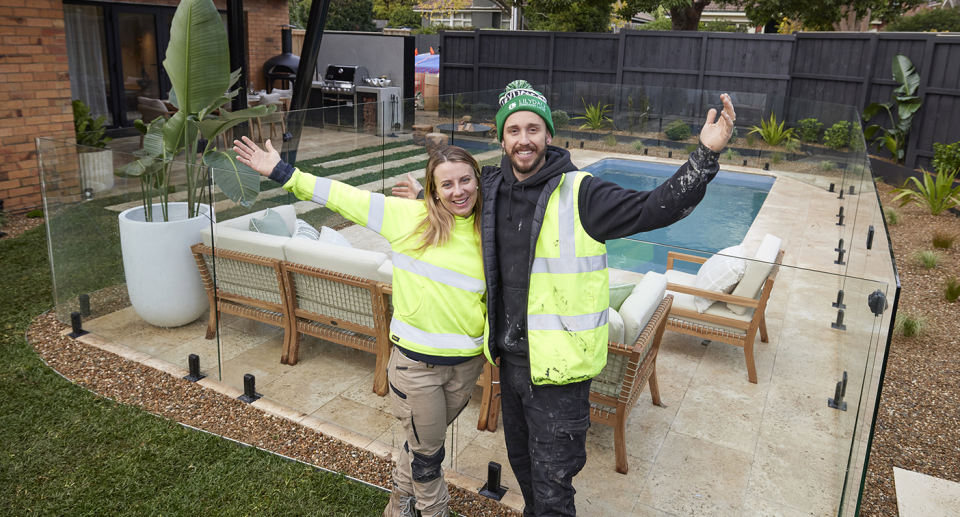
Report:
68,311,88,338
478,461,508,501
183,354,206,382
79,293,91,317
238,373,262,403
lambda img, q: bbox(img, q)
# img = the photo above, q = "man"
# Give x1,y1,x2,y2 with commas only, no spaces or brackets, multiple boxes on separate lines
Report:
396,80,736,516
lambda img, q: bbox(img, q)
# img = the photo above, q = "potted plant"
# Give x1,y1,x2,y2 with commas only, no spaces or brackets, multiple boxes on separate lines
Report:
113,0,273,327
73,99,114,193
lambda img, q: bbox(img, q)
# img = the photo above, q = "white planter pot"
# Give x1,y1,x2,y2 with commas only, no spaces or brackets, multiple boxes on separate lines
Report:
78,149,114,192
119,202,213,327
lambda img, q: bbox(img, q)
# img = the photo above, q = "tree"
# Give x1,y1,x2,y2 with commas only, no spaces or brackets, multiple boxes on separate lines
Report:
523,0,617,32
736,0,926,31
884,6,960,32
389,5,423,27
618,0,713,30
327,0,377,31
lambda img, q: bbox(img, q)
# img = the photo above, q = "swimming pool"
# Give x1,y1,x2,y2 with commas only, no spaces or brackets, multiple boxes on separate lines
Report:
582,159,775,275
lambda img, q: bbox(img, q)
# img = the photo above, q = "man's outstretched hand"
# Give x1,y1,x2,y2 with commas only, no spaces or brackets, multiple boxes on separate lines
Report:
234,136,281,177
391,171,423,199
699,93,737,153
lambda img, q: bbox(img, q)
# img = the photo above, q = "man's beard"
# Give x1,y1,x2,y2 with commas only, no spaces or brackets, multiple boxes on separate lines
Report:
508,143,548,177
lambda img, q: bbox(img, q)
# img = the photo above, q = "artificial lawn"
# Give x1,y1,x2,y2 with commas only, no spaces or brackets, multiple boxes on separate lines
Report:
0,224,389,516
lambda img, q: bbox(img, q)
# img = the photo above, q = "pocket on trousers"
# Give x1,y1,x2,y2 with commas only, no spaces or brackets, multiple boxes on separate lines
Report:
539,414,590,479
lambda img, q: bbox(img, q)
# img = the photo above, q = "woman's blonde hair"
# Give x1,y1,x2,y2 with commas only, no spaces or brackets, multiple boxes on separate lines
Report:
413,145,483,251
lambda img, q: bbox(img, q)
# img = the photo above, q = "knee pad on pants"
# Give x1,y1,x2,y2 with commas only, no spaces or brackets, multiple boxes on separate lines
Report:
411,445,445,483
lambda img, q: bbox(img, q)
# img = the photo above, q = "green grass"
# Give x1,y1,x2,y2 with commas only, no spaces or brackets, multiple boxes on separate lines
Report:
304,141,409,165
945,277,960,303
0,212,389,516
913,250,941,269
884,207,901,226
818,161,837,172
298,147,428,178
932,231,957,249
895,313,927,338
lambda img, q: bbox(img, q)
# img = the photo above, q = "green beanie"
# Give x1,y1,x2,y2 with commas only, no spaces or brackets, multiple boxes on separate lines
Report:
495,80,554,142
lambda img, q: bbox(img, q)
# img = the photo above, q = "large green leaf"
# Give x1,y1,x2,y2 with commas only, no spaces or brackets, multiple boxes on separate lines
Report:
204,150,261,207
892,54,919,97
193,104,275,142
163,0,230,116
143,117,166,157
897,96,922,122
863,101,892,122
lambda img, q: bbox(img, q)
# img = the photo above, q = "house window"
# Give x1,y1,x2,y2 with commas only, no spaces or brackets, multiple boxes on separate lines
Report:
429,11,472,27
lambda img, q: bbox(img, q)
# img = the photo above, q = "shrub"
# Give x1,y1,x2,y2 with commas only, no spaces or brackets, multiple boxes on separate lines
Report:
26,209,43,218
823,121,851,149
603,134,618,147
797,118,823,143
932,231,957,249
945,277,960,303
664,119,691,141
722,148,740,161
748,113,795,147
685,143,698,153
884,207,900,225
895,313,927,337
771,152,784,164
819,161,837,172
783,139,800,153
746,135,756,147
632,140,645,152
849,164,865,175
573,99,612,131
932,141,960,177
914,250,941,269
551,109,570,129
890,168,960,215
728,126,738,143
884,6,960,33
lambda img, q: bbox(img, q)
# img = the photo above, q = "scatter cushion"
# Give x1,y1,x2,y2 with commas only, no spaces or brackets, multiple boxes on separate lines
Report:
318,226,353,248
249,207,292,237
608,308,625,344
727,234,782,315
272,88,293,98
259,91,282,106
609,282,636,311
292,219,320,241
693,245,746,313
619,272,667,346
137,96,168,111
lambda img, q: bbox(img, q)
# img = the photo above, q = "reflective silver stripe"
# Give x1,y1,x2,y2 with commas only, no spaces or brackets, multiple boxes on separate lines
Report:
558,171,577,259
393,252,485,293
367,193,385,233
528,310,609,332
531,254,607,274
390,318,484,350
311,176,332,205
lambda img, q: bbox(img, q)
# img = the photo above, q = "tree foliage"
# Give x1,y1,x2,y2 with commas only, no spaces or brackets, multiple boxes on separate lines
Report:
523,0,616,32
737,0,925,31
618,0,712,31
290,0,376,31
884,6,960,32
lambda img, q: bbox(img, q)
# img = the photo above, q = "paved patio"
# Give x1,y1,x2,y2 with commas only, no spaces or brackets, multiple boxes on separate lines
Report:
72,134,896,517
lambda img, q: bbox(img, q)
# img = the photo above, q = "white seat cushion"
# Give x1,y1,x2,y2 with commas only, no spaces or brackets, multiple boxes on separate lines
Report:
619,272,667,345
377,259,393,284
200,205,298,259
727,234,782,315
283,237,387,281
665,269,753,334
693,245,746,313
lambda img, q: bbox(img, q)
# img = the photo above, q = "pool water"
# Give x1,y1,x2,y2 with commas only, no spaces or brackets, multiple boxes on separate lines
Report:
582,159,775,275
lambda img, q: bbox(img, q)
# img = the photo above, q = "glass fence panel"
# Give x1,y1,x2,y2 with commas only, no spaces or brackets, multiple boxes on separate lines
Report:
37,136,223,379
38,83,896,515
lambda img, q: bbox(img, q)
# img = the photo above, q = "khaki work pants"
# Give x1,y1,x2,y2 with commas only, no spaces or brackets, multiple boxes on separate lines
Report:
387,347,485,516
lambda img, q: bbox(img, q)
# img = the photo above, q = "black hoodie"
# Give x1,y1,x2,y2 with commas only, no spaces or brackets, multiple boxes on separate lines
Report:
481,143,720,367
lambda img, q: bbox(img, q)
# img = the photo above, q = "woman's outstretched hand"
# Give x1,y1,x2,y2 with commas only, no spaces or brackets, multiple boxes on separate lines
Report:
699,93,736,153
233,136,281,177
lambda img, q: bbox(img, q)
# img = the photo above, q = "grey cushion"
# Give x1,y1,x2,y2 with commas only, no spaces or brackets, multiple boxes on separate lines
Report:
693,245,746,313
259,91,282,106
249,207,292,237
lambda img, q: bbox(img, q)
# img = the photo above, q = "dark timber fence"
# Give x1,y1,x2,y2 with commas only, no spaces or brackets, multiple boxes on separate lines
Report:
439,30,960,171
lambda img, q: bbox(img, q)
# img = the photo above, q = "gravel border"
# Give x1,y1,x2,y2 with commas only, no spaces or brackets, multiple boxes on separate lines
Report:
27,312,519,517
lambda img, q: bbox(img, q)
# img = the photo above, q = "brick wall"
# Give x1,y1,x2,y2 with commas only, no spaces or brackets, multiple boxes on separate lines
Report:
0,0,72,213
0,0,288,214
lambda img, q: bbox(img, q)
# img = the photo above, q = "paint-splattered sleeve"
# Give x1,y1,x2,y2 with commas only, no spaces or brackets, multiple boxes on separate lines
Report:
577,142,720,242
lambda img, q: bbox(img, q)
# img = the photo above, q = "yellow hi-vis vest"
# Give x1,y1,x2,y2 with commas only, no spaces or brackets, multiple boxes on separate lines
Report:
483,171,609,385
284,168,486,359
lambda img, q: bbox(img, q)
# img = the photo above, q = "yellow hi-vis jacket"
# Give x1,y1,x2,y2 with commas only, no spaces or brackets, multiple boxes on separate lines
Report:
482,171,609,384
283,168,485,359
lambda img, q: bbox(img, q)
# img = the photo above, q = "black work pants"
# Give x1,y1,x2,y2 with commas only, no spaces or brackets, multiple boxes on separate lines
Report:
500,359,592,517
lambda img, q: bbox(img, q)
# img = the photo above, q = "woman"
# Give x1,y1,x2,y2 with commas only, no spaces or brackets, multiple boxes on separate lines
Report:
233,137,485,517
